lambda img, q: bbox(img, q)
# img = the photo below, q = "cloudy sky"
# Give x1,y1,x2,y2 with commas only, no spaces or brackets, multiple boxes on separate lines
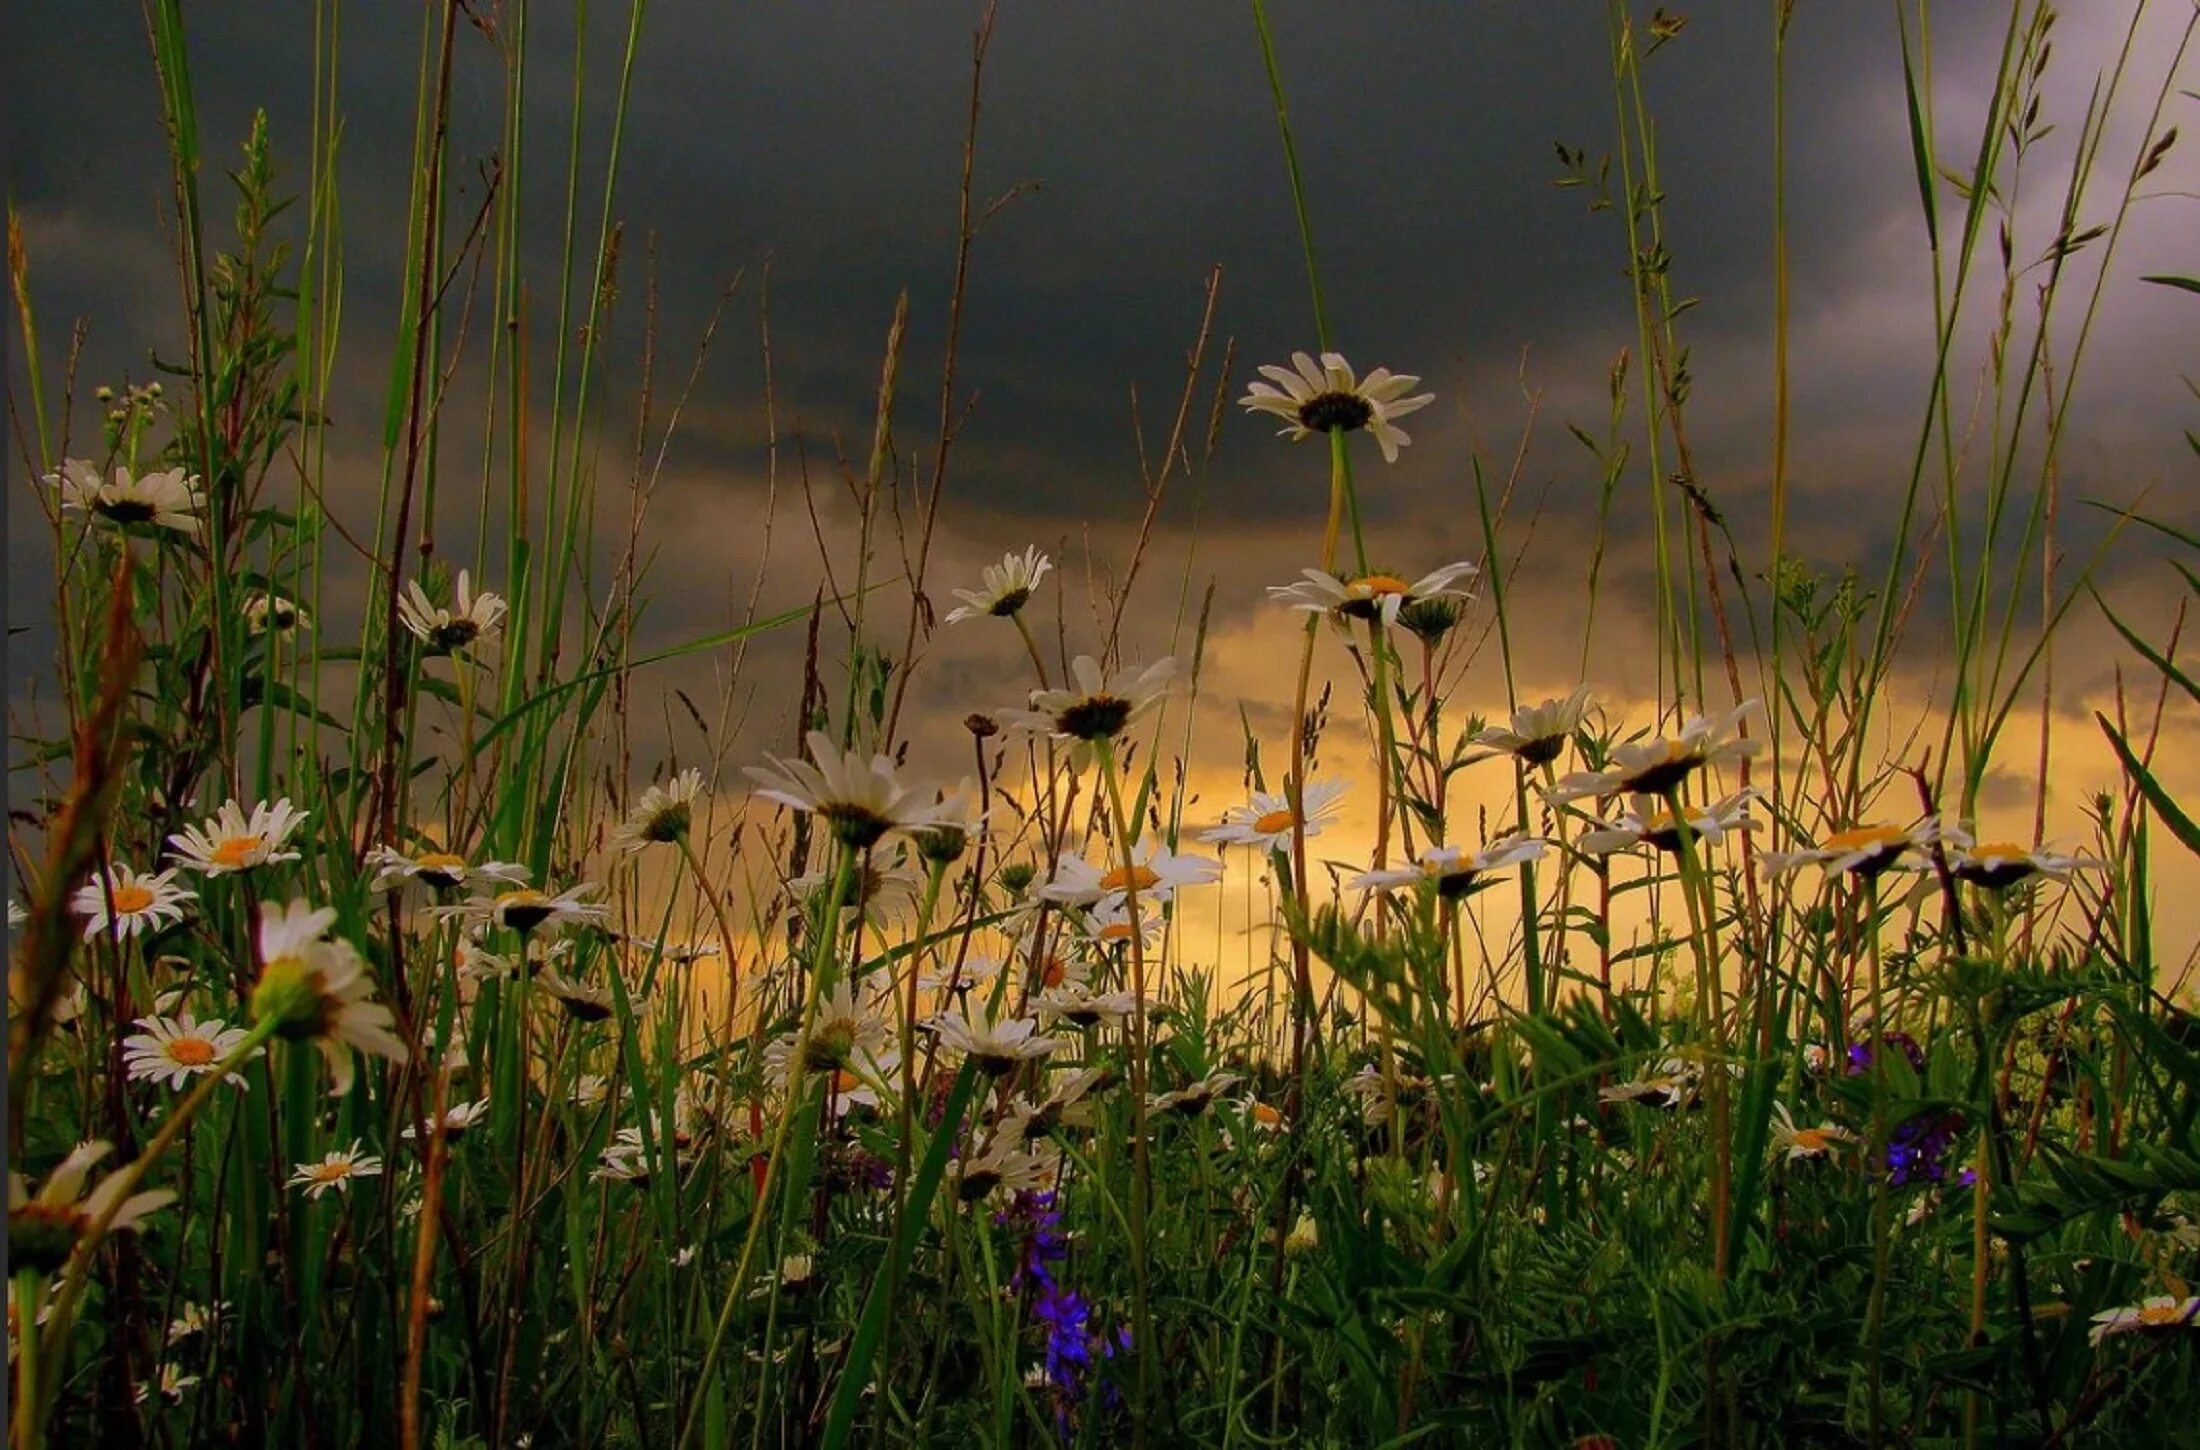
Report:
9,3,2199,946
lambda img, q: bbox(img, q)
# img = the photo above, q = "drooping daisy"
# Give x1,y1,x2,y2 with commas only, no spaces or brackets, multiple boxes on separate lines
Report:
1758,820,1939,881
50,459,205,536
1032,983,1139,1030
927,1007,1065,1075
746,730,962,849
401,1098,493,1143
788,860,927,925
71,863,195,940
1239,351,1435,463
7,1141,176,1273
1575,791,1759,857
763,980,893,1084
955,1138,1061,1203
398,569,507,655
242,591,311,636
2089,1294,2200,1345
1596,1059,1703,1110
1768,1104,1859,1161
122,1014,256,1090
1200,779,1348,852
167,797,309,876
1268,562,1478,628
909,777,988,866
1944,834,2106,891
1348,838,1552,899
611,768,706,853
1149,1070,1243,1118
944,546,1052,624
1000,655,1176,750
614,933,723,966
435,883,608,937
1546,701,1763,802
539,971,617,1023
1038,839,1221,909
918,954,1005,995
367,844,529,894
1473,687,1596,768
246,899,409,1095
287,1142,384,1200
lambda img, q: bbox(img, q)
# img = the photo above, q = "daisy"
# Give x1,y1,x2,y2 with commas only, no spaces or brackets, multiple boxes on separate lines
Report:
1200,779,1348,852
367,844,529,894
288,1142,384,1200
1150,1070,1243,1118
909,777,988,865
165,1301,220,1346
1348,838,1552,899
50,459,205,536
1073,896,1166,951
1546,701,1763,802
1032,983,1139,1030
167,797,309,875
1596,1059,1702,1109
1038,839,1221,909
764,980,893,1083
435,883,607,937
823,1046,902,1112
1758,820,1939,881
402,1098,493,1143
918,954,1005,994
398,569,507,655
611,768,706,852
1575,791,1759,857
7,1141,176,1273
955,1139,1061,1203
1943,833,2105,890
745,730,963,849
71,863,195,940
1768,1104,1859,1161
1239,351,1435,463
1473,687,1595,768
927,1008,1065,1075
2089,1294,2200,1345
242,591,310,636
789,860,927,924
122,1014,256,1090
1000,655,1176,749
135,1362,200,1404
246,899,409,1095
1268,562,1478,628
539,971,617,1023
944,546,1052,624
614,933,723,966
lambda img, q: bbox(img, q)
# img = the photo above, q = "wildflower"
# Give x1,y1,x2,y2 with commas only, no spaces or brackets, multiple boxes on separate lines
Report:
957,1138,1061,1202
613,933,722,966
71,863,195,940
1150,1070,1242,1118
288,1142,384,1200
1597,1058,1703,1109
51,459,205,536
1039,839,1220,909
945,546,1052,623
1282,1212,1320,1257
611,768,706,852
1768,1104,1858,1161
122,1014,256,1090
918,954,1004,994
790,860,926,923
246,900,408,1095
1074,897,1165,950
1268,561,1478,628
1945,835,2105,890
539,971,616,1023
1883,1110,1965,1187
165,1302,219,1345
135,1363,200,1404
398,569,507,655
1200,779,1348,852
8,1142,175,1273
1002,655,1176,755
910,777,987,865
1473,687,1595,768
2089,1294,2199,1345
746,730,963,849
167,797,309,875
1758,820,1938,880
1397,594,1467,645
764,980,892,1082
824,1047,902,1113
367,844,528,894
1546,701,1762,801
1033,983,1139,1030
402,1098,493,1143
243,591,310,636
436,883,607,937
1575,791,1759,856
928,1008,1065,1075
1239,351,1435,463
1348,838,1551,899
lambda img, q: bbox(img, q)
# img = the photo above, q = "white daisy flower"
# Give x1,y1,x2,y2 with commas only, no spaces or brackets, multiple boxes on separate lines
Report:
71,863,195,940
1000,655,1176,748
433,883,608,937
401,1098,493,1143
1073,897,1165,951
1942,832,2106,891
398,569,507,655
122,1014,256,1090
1767,1104,1859,1161
1596,1059,1703,1109
926,1008,1065,1075
50,459,205,536
764,980,893,1084
2090,1294,2200,1345
918,954,1004,994
1038,839,1220,909
1348,838,1551,899
538,971,618,1023
944,546,1052,624
366,844,529,893
611,768,706,853
242,592,310,636
134,1362,199,1404
745,730,963,849
167,797,309,875
1149,1070,1243,1118
822,1046,902,1113
165,1301,221,1346
1239,351,1436,463
7,1141,176,1273
1757,819,1939,881
954,1138,1061,1203
1032,983,1139,1030
288,1142,384,1199
246,900,409,1096
1546,701,1763,802
1472,687,1596,768
1575,791,1759,857
789,860,927,925
1267,561,1478,628
1199,779,1348,852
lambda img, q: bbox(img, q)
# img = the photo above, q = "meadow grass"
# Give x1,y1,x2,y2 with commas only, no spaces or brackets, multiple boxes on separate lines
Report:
7,2,2200,1445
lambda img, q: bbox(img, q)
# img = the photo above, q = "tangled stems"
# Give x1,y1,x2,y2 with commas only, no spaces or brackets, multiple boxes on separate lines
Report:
1658,786,1731,1282
678,841,856,1450
1862,875,1892,1448
22,1016,282,1447
1090,734,1152,1442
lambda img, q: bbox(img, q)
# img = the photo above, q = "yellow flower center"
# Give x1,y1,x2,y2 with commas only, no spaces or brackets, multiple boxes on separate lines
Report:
210,834,265,868
1970,842,2026,861
1791,1127,1832,1152
1097,923,1134,943
1040,956,1069,988
166,1036,217,1067
1823,825,1905,854
2138,1301,2189,1327
308,1160,353,1184
1098,864,1160,892
1350,573,1414,596
1252,1102,1283,1128
417,852,467,873
110,883,157,914
1252,809,1298,835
